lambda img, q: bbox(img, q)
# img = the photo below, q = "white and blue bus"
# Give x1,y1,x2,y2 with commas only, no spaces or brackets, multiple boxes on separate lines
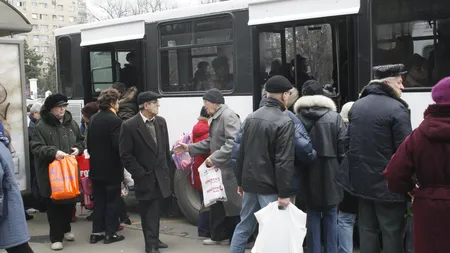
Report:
54,0,450,224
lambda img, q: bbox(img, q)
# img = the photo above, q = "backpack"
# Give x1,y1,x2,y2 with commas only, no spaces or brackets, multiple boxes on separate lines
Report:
172,132,194,171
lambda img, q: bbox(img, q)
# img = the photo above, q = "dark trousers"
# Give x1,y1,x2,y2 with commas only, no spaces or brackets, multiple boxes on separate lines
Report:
138,199,161,251
210,202,239,241
46,200,75,243
5,243,34,253
198,191,211,237
358,198,406,253
119,197,129,222
92,180,121,235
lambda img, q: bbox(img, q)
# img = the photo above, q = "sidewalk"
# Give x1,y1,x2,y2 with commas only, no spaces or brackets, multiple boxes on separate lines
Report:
1,211,238,253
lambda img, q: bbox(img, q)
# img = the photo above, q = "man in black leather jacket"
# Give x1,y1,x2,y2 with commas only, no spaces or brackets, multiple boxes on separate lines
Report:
229,75,296,253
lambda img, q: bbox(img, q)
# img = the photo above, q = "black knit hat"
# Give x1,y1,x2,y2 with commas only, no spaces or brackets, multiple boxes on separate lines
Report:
302,80,323,96
203,88,225,104
265,75,293,93
44,94,68,110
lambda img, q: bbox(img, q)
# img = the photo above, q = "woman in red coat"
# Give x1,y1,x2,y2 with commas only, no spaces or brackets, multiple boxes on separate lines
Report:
384,76,450,253
192,107,211,238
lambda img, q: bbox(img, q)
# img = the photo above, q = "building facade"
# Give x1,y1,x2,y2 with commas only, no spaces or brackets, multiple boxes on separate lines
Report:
8,0,86,72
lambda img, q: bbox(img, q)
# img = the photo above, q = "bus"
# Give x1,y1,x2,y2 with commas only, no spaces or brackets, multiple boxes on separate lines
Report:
54,0,450,225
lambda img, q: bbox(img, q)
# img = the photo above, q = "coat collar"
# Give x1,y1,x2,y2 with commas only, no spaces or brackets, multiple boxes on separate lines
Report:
135,115,160,154
293,95,336,114
360,80,409,108
211,104,228,120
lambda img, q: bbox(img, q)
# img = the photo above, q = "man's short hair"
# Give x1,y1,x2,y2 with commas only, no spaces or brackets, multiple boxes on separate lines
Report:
30,103,42,114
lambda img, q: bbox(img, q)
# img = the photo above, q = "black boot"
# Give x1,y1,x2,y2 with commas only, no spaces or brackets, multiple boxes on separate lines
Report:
158,240,168,249
25,212,34,221
104,234,125,244
89,234,104,244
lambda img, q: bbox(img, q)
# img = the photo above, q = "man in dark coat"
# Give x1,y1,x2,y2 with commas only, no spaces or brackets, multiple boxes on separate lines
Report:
87,88,125,244
30,94,84,251
294,80,347,253
229,76,298,253
119,91,171,253
336,64,412,253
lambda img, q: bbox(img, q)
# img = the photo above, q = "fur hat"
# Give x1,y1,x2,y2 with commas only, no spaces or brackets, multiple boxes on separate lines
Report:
44,94,68,110
432,77,450,104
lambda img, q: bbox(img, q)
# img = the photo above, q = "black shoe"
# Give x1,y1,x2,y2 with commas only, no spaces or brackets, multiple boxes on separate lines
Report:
86,214,93,221
25,213,34,221
147,246,160,253
89,234,104,244
158,240,168,249
122,218,132,225
104,234,125,244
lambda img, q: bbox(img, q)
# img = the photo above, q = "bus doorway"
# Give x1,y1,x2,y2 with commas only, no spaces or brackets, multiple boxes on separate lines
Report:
81,39,145,103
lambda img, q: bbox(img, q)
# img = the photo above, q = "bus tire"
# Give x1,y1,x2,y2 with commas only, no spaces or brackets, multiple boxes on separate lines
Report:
174,169,201,226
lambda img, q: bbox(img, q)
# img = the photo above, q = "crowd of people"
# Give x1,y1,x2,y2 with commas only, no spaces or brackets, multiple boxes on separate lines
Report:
1,63,450,253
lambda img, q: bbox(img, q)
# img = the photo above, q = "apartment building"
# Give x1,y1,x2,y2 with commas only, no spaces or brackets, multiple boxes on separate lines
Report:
9,0,86,72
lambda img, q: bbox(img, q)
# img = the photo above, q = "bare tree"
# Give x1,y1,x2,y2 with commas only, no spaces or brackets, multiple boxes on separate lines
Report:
87,0,177,21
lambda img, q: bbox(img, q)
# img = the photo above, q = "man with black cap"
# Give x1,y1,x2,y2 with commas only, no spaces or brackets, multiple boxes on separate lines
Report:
174,88,242,246
119,91,170,253
335,64,412,253
293,79,346,253
229,75,296,253
30,94,84,251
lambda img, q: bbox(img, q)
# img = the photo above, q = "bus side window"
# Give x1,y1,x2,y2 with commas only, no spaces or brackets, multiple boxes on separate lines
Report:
159,15,235,93
58,37,73,98
90,51,114,93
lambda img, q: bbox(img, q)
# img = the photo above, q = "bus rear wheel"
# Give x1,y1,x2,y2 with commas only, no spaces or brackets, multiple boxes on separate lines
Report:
174,169,201,226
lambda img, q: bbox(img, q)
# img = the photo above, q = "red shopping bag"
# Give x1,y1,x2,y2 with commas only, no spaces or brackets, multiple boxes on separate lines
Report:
49,156,80,200
76,153,90,179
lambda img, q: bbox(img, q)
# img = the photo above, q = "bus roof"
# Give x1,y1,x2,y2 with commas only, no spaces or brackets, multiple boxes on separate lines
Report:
248,0,361,26
54,0,249,37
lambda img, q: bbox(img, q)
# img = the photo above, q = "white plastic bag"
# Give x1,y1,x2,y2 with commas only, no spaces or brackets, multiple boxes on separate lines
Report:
199,162,227,207
252,202,307,253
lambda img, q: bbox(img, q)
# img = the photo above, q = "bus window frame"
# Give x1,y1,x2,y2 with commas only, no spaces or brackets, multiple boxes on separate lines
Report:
57,35,73,98
88,49,117,94
254,17,343,95
156,13,237,96
369,0,450,92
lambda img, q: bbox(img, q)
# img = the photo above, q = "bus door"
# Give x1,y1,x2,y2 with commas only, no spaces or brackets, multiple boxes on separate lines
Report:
252,17,357,110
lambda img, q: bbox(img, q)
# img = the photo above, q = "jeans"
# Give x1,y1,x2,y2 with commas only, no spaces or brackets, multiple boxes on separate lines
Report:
307,206,338,253
337,211,356,253
229,193,277,253
358,198,406,253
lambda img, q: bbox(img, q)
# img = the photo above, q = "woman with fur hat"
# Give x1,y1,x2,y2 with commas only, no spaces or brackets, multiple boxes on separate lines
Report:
30,94,84,251
384,76,450,253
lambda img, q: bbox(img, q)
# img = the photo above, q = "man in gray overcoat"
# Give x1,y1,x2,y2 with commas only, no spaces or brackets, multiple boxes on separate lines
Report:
175,88,241,245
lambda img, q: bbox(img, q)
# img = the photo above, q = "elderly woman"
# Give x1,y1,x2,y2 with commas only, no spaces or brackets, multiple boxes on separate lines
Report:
0,123,34,253
384,77,450,253
87,88,125,244
30,94,84,251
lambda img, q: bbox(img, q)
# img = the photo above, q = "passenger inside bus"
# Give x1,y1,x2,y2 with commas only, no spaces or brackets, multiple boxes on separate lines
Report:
404,54,429,87
192,61,211,91
209,56,233,90
120,51,138,89
428,19,450,84
291,54,314,92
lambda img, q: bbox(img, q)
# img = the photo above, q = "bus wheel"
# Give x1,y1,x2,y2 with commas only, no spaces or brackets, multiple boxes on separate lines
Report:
174,169,201,226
